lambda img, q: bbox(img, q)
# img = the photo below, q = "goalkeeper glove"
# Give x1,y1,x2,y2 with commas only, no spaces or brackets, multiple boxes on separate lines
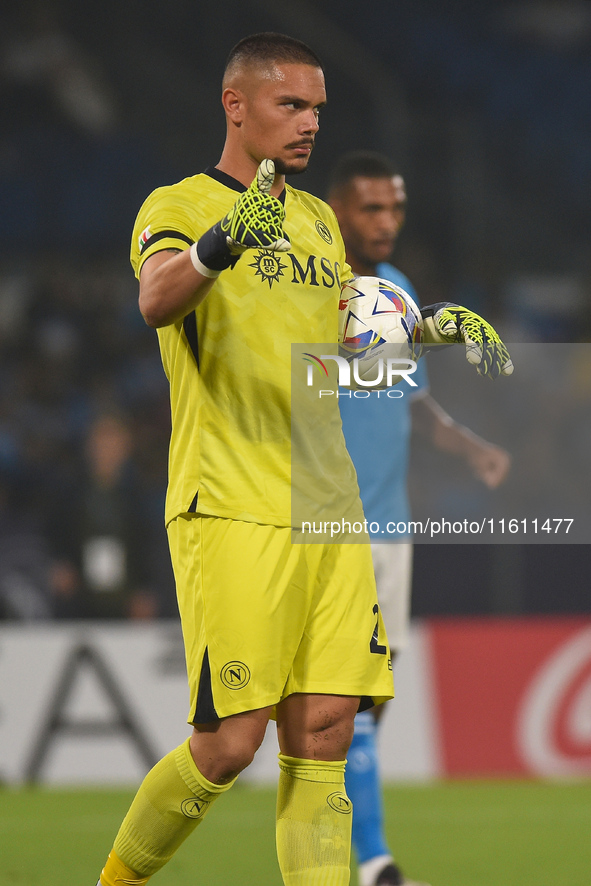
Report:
421,302,513,379
190,159,290,277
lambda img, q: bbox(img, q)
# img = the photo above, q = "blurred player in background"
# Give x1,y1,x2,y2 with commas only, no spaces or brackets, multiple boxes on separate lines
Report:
48,412,159,620
95,34,397,886
328,151,511,886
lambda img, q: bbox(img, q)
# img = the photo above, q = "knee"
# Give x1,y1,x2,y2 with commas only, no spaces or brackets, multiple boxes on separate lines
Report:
190,714,268,783
215,733,261,778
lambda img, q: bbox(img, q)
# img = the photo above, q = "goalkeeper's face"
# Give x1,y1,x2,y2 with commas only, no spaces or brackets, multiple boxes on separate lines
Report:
233,62,326,176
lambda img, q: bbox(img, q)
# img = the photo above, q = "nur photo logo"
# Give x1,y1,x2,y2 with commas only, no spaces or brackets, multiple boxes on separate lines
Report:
302,352,418,397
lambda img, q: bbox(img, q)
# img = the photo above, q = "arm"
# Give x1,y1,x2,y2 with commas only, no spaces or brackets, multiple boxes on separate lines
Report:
411,393,511,489
138,159,289,328
139,248,215,328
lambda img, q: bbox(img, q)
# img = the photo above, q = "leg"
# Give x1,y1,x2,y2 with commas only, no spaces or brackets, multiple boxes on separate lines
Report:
348,544,410,878
347,704,391,878
274,693,359,886
98,708,271,885
189,704,271,782
99,516,294,882
277,692,359,760
347,676,394,878
270,540,393,886
348,543,429,886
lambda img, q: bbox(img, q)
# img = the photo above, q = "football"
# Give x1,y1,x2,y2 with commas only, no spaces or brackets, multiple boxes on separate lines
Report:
338,276,424,389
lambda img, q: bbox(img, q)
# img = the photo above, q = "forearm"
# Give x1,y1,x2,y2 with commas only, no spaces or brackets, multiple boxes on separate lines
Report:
413,395,486,455
139,248,215,328
432,415,490,460
412,394,511,487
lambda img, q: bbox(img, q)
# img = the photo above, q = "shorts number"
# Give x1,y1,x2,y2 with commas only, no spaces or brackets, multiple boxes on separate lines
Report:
369,604,387,655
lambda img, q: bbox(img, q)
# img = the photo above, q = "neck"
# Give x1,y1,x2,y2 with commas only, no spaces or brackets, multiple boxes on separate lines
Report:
216,146,285,197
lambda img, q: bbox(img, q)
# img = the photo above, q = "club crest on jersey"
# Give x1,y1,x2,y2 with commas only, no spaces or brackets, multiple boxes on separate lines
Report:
138,226,152,251
315,219,332,244
249,249,287,289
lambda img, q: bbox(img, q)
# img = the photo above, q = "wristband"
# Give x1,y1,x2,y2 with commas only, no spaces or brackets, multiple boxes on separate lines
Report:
419,301,456,321
189,241,221,278
193,220,242,276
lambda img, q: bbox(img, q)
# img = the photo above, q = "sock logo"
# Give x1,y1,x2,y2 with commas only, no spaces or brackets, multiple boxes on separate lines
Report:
220,661,251,689
326,792,352,814
181,797,210,819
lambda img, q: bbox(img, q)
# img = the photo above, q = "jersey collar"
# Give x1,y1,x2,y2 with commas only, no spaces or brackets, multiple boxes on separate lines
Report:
204,166,286,204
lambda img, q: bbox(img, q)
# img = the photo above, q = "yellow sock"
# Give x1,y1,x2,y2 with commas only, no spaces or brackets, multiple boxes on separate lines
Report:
97,850,149,886
276,754,352,886
99,738,235,883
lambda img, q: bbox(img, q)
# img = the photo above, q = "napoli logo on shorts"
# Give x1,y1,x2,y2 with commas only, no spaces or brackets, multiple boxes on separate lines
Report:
326,792,352,814
220,661,251,689
181,797,209,819
315,219,332,244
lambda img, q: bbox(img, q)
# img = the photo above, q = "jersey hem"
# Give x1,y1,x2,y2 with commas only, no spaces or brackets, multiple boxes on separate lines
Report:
283,683,394,702
187,687,394,723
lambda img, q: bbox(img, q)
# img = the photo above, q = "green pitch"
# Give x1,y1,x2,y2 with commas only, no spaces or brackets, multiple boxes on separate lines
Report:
1,780,590,886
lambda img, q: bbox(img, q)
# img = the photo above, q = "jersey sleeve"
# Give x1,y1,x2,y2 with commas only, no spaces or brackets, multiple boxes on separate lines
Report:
130,184,201,278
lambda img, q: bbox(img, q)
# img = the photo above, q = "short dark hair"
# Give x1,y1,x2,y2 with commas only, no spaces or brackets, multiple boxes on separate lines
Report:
224,32,324,80
327,151,400,197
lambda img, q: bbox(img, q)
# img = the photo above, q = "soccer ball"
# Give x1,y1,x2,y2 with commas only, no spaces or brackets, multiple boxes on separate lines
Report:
338,276,423,389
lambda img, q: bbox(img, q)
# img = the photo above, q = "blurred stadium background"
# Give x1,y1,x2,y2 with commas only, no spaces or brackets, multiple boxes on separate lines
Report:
1,1,591,884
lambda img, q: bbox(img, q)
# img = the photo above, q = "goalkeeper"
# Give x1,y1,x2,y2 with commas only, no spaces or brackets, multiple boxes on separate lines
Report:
96,33,395,886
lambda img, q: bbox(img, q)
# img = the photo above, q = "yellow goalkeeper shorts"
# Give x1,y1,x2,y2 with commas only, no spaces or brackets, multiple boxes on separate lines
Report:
167,513,394,722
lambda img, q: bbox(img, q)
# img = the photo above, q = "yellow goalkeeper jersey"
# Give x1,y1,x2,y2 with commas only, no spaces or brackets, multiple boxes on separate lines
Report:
130,167,363,529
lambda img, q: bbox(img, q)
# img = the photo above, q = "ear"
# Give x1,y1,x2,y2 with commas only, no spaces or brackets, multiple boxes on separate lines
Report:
222,87,245,124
